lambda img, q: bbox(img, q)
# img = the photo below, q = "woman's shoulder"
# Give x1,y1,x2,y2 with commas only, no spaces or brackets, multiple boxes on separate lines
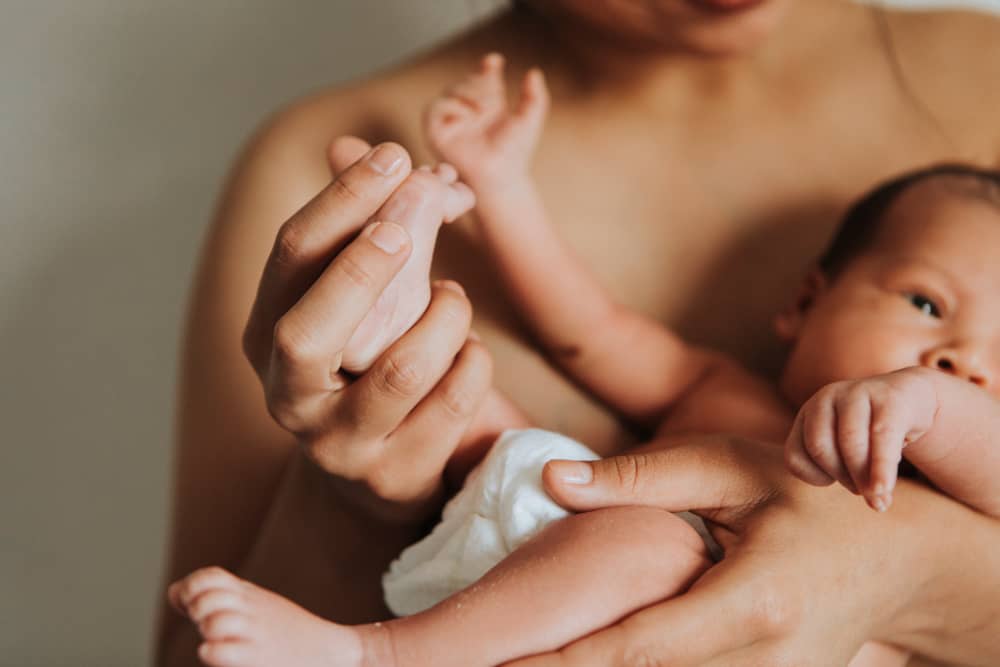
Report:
245,15,508,184
886,5,1000,79
884,6,1000,164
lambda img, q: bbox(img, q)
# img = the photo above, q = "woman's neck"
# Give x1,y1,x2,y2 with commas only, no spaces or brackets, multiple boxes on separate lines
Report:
504,0,875,107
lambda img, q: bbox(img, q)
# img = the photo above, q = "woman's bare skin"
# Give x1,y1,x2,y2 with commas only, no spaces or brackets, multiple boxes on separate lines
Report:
159,2,1000,665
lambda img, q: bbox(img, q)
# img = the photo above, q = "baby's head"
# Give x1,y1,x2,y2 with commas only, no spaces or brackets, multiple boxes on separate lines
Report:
776,164,1000,405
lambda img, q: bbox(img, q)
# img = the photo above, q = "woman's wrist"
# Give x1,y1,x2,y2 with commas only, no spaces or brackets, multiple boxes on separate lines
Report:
327,463,447,526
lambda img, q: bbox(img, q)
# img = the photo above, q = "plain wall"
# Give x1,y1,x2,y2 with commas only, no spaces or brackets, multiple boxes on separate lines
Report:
1,2,998,665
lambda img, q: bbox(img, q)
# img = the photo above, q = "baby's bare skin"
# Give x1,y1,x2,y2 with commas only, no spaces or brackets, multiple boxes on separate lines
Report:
338,141,474,373
171,507,709,667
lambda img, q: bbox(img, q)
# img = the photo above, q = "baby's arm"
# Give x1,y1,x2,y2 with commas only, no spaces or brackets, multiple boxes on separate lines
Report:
785,366,1000,516
426,55,722,426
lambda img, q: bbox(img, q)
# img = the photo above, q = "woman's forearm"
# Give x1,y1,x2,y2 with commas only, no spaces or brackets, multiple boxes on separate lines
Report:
160,452,425,667
240,453,425,619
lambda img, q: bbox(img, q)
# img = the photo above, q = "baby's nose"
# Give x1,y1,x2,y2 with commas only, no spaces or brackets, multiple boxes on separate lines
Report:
922,346,992,389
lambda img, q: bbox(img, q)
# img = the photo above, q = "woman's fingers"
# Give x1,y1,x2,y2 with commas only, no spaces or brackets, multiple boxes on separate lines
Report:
541,436,775,525
265,222,412,433
326,135,372,175
383,336,493,489
243,142,412,374
322,281,474,447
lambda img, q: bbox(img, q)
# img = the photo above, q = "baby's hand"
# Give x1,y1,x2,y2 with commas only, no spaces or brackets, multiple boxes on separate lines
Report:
424,53,548,186
784,368,937,511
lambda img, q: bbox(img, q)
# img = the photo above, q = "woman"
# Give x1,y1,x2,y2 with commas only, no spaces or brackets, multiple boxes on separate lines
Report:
158,1,1000,665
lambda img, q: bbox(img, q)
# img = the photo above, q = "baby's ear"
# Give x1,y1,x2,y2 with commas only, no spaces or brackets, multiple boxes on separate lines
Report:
774,268,827,342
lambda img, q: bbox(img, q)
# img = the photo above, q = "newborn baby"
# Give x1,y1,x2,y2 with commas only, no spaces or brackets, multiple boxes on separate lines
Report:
169,54,1000,667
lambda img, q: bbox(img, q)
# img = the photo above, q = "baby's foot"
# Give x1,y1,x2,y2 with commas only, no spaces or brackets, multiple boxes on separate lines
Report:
425,53,548,185
340,162,474,373
169,567,394,667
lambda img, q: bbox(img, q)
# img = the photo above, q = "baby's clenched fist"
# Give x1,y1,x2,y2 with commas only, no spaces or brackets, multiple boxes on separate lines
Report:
784,368,937,511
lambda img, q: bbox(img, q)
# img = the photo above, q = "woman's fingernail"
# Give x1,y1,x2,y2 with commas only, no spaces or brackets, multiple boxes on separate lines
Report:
551,460,593,485
870,494,888,513
368,144,404,176
484,52,504,69
366,222,408,254
433,280,466,296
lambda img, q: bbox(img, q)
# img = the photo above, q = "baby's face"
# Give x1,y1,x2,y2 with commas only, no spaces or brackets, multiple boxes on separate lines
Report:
778,183,1000,406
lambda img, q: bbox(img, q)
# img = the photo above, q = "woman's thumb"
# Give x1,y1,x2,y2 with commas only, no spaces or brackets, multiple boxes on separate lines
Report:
542,439,765,514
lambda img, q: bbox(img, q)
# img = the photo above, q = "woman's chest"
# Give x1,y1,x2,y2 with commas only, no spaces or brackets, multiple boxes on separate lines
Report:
424,92,974,451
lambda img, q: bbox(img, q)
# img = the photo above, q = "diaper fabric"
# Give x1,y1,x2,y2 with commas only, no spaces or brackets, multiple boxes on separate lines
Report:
382,428,718,617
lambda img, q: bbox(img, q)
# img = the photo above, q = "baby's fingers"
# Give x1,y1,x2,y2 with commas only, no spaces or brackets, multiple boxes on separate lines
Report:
784,412,834,486
801,391,857,493
866,403,907,512
835,388,873,497
447,53,507,115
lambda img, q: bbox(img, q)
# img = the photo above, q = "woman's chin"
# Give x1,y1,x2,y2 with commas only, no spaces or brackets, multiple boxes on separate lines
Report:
674,0,790,57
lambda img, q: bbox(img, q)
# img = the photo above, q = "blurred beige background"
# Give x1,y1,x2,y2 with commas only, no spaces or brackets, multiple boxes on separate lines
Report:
1,1,998,665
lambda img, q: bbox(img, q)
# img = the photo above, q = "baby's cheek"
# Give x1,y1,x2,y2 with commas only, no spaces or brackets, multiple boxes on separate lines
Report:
810,327,915,388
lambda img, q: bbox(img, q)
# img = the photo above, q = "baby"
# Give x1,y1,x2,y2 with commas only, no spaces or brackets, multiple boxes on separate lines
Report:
169,54,1000,667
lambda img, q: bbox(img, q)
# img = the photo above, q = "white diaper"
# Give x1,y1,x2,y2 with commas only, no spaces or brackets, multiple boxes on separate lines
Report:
382,428,717,617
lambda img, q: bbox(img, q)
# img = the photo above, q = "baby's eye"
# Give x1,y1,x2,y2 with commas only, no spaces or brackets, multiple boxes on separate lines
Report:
904,292,941,318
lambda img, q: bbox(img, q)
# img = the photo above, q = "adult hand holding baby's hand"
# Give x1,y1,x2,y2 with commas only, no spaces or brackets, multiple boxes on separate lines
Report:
502,434,958,667
241,137,491,523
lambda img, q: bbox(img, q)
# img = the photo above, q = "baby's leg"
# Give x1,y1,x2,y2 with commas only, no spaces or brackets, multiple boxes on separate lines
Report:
338,152,474,373
171,507,710,667
391,506,711,666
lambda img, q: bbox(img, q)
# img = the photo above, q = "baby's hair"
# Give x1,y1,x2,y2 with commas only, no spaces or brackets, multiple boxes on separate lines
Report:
818,163,1000,277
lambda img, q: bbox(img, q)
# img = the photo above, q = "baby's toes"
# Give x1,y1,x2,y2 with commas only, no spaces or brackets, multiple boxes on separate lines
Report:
169,566,244,614
199,610,252,642
187,588,245,624
198,639,256,667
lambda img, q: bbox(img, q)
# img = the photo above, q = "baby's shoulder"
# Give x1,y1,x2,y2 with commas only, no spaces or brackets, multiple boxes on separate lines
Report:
656,352,792,445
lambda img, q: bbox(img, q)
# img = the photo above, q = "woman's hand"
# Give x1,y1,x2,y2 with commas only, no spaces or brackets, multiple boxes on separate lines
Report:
241,137,492,522
503,435,979,666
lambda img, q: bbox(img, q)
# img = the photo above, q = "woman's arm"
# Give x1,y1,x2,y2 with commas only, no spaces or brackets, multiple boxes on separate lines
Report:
157,128,494,665
504,435,1000,666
